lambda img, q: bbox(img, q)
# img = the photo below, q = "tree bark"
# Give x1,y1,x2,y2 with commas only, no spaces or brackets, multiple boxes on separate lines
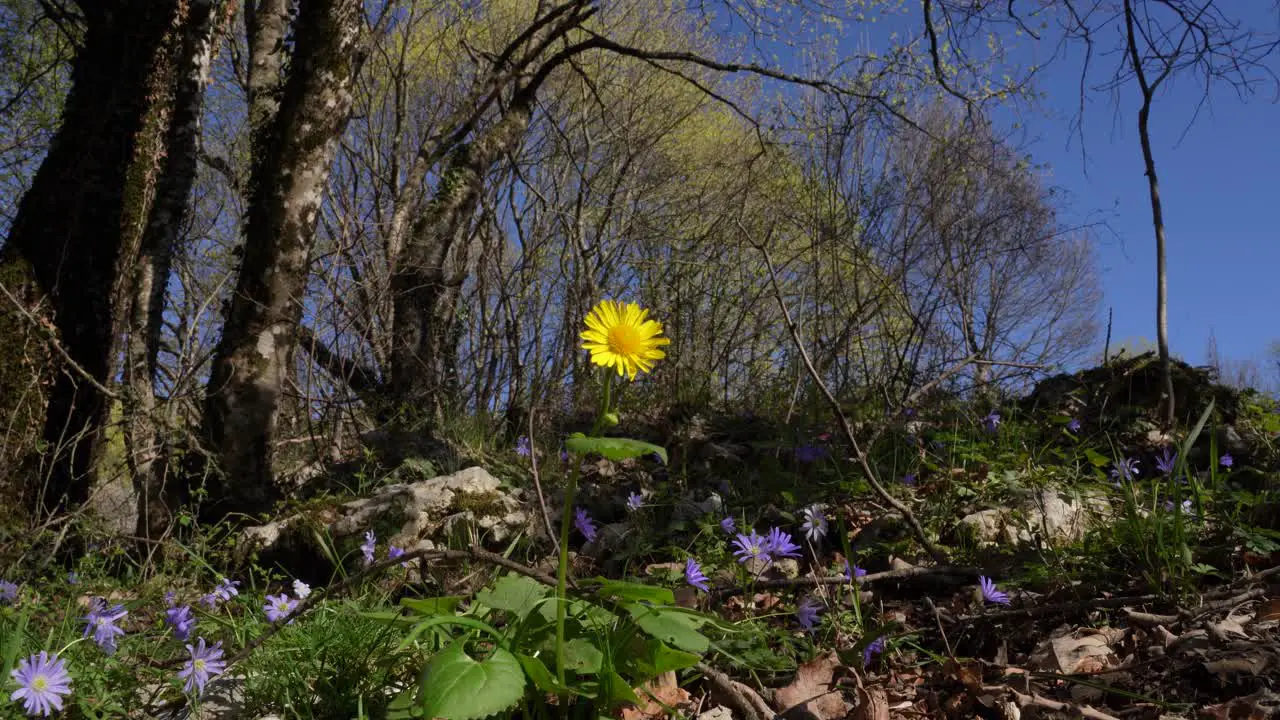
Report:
1,0,186,518
200,0,365,521
125,0,233,541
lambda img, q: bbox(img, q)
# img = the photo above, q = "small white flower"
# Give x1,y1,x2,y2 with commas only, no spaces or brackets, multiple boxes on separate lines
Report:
801,505,828,543
292,579,311,600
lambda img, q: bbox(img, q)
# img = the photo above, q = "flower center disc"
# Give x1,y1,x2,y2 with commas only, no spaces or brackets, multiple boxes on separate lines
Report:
32,676,48,691
607,325,643,356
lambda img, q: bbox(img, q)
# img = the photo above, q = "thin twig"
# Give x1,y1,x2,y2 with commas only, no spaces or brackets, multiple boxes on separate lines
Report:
1009,688,1123,720
525,408,560,551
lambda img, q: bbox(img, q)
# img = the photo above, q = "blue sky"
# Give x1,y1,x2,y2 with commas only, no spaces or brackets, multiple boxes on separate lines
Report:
995,7,1280,369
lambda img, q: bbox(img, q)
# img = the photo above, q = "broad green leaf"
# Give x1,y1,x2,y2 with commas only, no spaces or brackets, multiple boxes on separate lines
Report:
515,653,563,694
625,603,709,653
420,642,525,720
647,640,701,674
565,434,668,464
562,638,604,673
1083,448,1111,468
474,574,546,618
401,596,465,616
600,670,640,705
537,597,616,627
594,579,674,605
386,685,422,719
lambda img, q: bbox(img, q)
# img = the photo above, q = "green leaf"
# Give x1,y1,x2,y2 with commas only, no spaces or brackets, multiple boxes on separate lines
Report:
565,434,668,464
401,596,465,616
515,653,563,694
1083,448,1111,468
605,670,640,705
474,574,547,619
420,642,526,720
647,640,701,674
563,638,605,673
625,604,709,653
594,579,674,605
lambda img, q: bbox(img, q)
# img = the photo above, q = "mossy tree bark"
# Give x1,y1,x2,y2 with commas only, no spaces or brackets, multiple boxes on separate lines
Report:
0,1,187,518
199,0,368,522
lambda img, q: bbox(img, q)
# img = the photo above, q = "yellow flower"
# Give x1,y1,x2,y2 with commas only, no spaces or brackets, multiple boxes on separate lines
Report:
580,300,671,380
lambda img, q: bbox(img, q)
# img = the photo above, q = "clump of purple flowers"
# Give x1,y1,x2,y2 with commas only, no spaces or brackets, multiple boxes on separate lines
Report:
165,604,197,641
574,508,598,543
794,444,828,464
360,530,376,565
1155,445,1178,475
862,636,886,667
684,559,710,592
178,638,226,695
764,527,802,559
1110,457,1140,484
515,436,531,457
732,531,770,564
796,597,822,630
0,579,18,604
978,576,1010,606
9,651,72,716
264,594,297,623
82,599,128,654
388,545,408,567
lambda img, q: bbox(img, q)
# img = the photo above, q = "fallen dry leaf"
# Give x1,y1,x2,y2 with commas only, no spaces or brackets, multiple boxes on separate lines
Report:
1198,689,1280,719
774,650,850,720
1029,627,1124,675
621,671,692,720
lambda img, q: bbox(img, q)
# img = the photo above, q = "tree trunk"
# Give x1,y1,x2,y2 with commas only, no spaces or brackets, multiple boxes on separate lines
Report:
390,101,534,430
200,0,365,521
126,0,232,542
1,0,186,518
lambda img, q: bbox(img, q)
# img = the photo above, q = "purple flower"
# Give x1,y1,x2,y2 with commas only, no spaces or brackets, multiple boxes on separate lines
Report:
164,591,176,607
1155,446,1178,475
574,507,597,543
1220,453,1234,468
165,605,196,641
732,532,771,564
978,576,1010,606
862,636,885,667
214,578,240,602
292,580,312,599
626,492,644,512
764,527,802,559
360,530,376,566
801,506,828,542
1066,418,1081,433
515,436,531,457
901,473,916,487
9,651,72,716
796,598,822,630
559,447,569,463
264,594,297,623
82,599,127,654
719,516,737,534
388,545,408,567
1164,498,1194,515
685,558,710,592
1110,457,1140,483
795,444,828,464
843,560,867,582
199,592,219,610
981,412,1001,433
0,580,18,604
66,572,79,586
178,638,226,695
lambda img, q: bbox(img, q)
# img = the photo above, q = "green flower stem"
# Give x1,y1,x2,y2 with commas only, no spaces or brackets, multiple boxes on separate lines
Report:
554,370,615,692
